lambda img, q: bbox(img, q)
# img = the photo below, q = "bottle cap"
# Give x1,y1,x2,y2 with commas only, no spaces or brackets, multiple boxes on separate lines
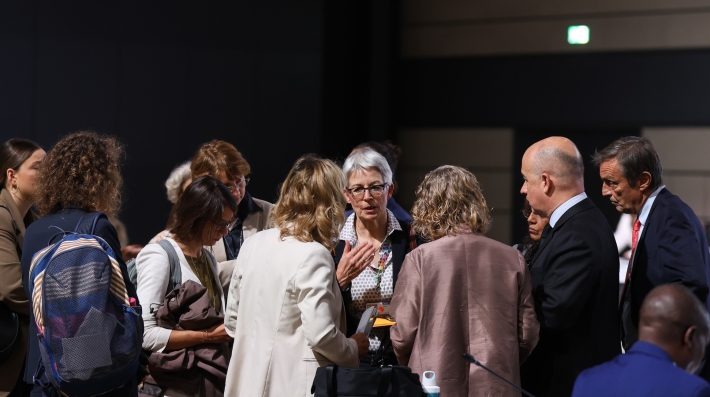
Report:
422,371,437,386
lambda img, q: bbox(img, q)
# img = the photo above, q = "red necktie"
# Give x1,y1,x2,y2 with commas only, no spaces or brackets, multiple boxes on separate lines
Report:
619,219,642,310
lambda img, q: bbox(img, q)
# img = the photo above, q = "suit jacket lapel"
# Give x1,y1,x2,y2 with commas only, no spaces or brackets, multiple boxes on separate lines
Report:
0,188,26,251
634,188,667,253
529,198,596,268
530,225,553,266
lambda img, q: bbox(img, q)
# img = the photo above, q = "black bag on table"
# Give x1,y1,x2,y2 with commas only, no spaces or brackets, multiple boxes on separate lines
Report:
311,365,423,397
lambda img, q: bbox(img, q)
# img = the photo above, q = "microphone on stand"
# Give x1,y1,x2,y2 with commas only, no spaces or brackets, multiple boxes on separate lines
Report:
463,353,536,397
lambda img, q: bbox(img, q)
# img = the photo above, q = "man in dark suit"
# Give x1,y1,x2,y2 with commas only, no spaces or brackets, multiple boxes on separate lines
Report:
572,284,710,397
519,137,621,397
593,136,710,351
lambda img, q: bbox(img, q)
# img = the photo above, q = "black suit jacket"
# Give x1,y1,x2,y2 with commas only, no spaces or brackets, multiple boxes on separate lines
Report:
520,198,621,397
623,188,710,347
334,219,414,336
20,209,139,391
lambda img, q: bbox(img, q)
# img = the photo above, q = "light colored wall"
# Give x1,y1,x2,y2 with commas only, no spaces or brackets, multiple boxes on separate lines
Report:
402,1,710,57
643,127,710,226
397,128,514,244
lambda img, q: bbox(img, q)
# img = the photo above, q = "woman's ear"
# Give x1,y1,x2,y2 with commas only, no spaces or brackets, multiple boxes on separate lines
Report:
5,168,16,190
386,183,394,200
344,189,353,205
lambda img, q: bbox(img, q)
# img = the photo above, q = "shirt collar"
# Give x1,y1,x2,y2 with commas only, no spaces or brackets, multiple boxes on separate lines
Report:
638,185,665,226
236,191,262,224
629,340,674,363
340,208,402,246
549,192,588,228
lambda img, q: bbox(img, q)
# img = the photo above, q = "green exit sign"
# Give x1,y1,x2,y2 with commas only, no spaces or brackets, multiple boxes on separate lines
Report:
568,25,590,45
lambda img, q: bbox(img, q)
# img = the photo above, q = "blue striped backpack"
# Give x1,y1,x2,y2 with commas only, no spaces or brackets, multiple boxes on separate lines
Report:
28,213,142,397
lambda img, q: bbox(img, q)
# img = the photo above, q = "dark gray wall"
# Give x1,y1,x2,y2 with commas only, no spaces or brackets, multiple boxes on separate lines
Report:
0,2,324,244
397,49,710,128
396,49,710,239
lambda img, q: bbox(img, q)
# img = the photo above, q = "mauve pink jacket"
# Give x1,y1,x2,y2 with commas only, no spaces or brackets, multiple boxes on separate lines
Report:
391,230,539,397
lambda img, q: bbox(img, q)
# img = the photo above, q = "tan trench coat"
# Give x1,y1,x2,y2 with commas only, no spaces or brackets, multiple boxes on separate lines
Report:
0,188,35,396
391,230,539,397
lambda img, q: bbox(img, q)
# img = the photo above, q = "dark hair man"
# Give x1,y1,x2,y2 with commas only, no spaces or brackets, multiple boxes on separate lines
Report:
593,136,710,353
519,137,620,397
572,284,710,396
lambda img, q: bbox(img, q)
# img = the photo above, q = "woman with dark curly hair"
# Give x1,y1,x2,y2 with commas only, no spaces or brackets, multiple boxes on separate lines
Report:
390,165,539,397
20,132,140,397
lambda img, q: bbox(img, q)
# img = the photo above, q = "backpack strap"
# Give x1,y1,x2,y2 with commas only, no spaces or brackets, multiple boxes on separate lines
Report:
157,239,182,295
73,212,105,235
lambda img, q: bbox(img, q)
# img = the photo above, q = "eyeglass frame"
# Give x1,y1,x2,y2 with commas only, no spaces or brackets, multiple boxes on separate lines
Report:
521,208,532,219
212,218,237,232
224,176,250,193
345,183,390,200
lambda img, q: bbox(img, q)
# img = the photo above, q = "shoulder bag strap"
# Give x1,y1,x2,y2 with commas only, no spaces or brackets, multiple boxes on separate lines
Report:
157,239,182,295
74,212,104,235
326,365,336,397
377,366,393,397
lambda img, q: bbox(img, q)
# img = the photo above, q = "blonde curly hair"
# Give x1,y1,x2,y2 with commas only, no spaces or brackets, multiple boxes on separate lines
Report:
270,154,346,250
35,131,123,217
412,165,491,241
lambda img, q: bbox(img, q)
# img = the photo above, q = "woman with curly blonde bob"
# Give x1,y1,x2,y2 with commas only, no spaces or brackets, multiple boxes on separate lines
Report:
20,131,140,397
223,154,368,397
390,165,540,397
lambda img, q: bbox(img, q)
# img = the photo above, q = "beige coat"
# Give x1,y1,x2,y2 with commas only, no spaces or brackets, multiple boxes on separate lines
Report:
223,228,358,397
0,189,35,395
211,197,273,295
390,231,539,397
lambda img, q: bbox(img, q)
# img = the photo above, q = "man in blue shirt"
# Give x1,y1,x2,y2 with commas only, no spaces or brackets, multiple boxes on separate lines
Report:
572,284,710,397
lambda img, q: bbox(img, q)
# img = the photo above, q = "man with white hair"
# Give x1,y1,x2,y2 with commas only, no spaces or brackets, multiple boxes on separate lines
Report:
519,137,620,397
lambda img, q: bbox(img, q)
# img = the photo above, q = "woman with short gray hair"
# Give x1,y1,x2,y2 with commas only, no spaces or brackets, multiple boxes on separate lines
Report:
334,147,418,366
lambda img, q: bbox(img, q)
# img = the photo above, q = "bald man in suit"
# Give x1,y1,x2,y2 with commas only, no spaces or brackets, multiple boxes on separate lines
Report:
519,137,620,397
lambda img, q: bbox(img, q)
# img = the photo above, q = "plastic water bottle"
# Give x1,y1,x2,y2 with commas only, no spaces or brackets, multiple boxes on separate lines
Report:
422,371,440,397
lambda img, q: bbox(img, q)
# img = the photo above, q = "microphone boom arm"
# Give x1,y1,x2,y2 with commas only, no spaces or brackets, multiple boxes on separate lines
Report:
463,353,536,397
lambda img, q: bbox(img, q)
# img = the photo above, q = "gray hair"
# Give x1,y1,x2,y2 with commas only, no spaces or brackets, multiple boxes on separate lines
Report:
342,148,393,186
535,146,584,181
592,136,663,191
165,161,192,203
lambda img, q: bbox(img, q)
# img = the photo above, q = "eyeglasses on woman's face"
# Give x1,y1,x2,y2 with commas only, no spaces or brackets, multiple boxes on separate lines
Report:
212,218,236,232
224,176,250,193
521,208,532,219
346,184,388,200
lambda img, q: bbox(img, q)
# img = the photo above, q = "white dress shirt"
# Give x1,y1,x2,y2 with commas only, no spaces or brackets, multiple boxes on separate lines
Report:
550,192,588,228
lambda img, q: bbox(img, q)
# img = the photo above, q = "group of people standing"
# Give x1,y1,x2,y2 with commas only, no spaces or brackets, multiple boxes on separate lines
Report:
0,131,709,397
517,136,710,397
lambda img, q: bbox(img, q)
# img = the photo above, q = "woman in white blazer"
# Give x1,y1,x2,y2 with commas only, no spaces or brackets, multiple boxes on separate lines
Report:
223,155,369,397
136,175,235,396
